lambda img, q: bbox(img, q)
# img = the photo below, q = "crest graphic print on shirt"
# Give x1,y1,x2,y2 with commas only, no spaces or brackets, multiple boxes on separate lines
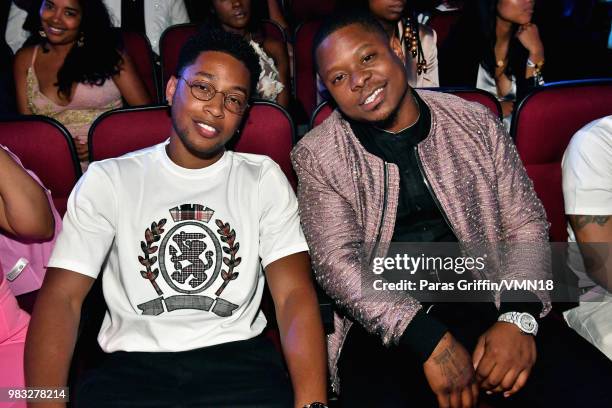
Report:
136,203,241,317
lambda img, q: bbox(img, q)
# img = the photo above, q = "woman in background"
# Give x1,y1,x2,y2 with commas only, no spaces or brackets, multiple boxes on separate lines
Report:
440,0,545,122
13,0,151,167
202,0,290,108
347,0,439,87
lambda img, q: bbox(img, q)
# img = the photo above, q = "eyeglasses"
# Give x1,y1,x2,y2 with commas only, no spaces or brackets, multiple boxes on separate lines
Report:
179,77,249,115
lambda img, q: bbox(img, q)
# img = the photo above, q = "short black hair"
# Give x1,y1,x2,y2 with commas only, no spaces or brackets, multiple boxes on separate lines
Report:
176,27,261,96
312,10,389,72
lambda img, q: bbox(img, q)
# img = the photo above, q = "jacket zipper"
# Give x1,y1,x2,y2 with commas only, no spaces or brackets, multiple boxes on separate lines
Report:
413,146,458,238
370,161,389,263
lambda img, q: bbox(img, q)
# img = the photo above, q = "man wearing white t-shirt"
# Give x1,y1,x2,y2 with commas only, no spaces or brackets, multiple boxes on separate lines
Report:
562,115,612,360
24,28,328,407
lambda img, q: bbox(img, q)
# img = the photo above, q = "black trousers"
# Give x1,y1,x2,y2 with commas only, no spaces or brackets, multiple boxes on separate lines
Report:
75,335,293,408
338,303,612,407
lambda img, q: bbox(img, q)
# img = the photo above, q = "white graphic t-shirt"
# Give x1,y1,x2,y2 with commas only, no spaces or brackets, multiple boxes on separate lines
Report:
562,115,612,288
48,142,309,352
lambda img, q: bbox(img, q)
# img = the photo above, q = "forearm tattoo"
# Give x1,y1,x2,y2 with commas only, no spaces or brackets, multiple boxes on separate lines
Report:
571,215,611,230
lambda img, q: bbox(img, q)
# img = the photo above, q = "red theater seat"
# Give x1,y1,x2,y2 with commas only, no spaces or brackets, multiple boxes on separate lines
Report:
262,19,287,44
160,23,198,92
88,105,172,162
310,99,334,129
0,116,81,216
231,100,297,188
294,20,323,121
511,79,612,242
288,0,336,23
427,10,462,47
121,31,159,102
443,88,502,119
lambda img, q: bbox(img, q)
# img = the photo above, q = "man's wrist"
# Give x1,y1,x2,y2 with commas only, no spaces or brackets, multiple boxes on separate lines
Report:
399,309,448,363
498,311,538,336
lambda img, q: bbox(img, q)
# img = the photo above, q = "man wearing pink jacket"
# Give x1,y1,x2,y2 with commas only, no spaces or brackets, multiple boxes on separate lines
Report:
292,10,612,408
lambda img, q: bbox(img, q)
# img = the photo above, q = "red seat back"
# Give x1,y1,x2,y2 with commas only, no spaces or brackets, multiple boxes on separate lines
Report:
442,88,502,119
88,105,172,162
0,116,81,215
89,102,296,187
231,100,296,188
310,99,334,129
121,31,159,102
310,88,502,130
427,10,462,47
262,19,287,44
512,79,612,242
294,20,322,121
288,0,336,23
160,23,199,93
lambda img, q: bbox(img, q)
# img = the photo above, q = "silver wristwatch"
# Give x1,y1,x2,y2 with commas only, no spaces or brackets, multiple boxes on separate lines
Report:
303,403,328,408
497,311,538,336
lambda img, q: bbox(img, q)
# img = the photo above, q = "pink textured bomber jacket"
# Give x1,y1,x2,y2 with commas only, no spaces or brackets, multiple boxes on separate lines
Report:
291,90,552,392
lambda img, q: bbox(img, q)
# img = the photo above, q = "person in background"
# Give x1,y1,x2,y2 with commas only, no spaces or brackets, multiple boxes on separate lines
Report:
6,0,189,55
348,0,439,87
4,0,37,54
186,0,287,33
439,0,545,127
0,145,55,408
200,0,290,108
562,115,612,360
13,0,151,169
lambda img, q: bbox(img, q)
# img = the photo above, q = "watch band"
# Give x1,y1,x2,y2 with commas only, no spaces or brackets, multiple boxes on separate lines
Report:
498,311,538,336
303,403,329,408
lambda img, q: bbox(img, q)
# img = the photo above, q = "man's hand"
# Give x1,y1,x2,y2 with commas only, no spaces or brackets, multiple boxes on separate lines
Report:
473,322,536,398
424,332,478,408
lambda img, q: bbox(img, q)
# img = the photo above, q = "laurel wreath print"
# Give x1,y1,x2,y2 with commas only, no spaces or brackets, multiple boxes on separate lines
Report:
138,219,167,296
215,219,241,296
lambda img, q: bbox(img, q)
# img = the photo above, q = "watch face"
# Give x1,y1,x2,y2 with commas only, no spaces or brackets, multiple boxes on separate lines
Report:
308,404,328,408
519,314,536,332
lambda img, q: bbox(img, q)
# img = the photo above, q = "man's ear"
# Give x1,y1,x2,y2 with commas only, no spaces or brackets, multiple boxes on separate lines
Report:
390,36,406,64
166,76,178,106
